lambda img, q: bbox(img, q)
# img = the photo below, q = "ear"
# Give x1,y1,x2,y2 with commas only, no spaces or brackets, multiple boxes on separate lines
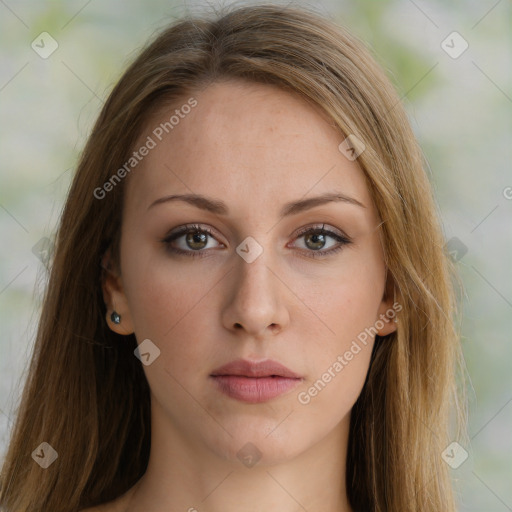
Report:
375,276,399,337
101,248,135,336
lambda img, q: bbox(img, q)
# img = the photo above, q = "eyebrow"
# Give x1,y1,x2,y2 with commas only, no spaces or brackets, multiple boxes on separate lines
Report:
147,191,366,217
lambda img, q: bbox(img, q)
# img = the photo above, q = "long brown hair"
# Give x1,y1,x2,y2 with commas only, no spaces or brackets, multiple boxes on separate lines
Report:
0,3,466,511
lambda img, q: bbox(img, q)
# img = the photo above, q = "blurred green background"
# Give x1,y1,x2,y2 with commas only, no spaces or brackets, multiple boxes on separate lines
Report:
0,0,511,510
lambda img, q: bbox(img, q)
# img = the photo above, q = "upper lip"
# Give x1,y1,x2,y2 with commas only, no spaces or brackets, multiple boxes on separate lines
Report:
210,358,302,379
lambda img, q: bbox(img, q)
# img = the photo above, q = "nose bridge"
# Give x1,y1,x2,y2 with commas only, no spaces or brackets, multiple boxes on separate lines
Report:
235,244,275,309
222,238,287,335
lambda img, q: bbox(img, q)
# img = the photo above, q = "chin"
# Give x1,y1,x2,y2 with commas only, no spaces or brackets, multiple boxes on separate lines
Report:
202,419,316,468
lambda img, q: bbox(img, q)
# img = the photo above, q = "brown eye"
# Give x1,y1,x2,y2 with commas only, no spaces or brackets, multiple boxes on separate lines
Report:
162,224,222,258
185,230,209,250
303,231,328,250
292,225,352,259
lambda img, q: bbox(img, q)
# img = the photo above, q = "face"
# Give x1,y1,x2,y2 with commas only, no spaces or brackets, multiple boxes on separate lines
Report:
103,79,396,466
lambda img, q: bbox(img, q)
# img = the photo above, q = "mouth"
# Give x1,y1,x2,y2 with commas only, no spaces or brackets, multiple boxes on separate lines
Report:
210,358,303,403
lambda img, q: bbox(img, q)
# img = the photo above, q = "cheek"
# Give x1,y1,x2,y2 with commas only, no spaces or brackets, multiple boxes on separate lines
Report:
122,240,214,337
295,346,371,439
296,252,384,408
302,287,376,402
310,261,385,350
121,244,221,381
294,271,381,424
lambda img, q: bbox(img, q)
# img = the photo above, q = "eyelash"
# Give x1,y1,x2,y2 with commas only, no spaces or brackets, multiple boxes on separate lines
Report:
161,223,352,259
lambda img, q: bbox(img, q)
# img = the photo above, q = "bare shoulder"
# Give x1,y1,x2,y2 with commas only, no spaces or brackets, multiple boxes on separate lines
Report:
79,485,138,512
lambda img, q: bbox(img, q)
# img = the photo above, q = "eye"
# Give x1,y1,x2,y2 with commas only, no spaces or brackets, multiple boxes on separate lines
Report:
291,224,352,258
161,224,222,258
161,223,352,259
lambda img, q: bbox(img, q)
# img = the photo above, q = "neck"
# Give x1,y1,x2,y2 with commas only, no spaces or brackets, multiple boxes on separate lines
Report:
125,399,354,512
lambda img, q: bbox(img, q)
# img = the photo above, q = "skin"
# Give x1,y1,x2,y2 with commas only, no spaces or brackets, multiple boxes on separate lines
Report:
97,79,397,512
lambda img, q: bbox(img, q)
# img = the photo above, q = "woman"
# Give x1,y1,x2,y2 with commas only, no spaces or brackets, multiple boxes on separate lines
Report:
0,3,466,511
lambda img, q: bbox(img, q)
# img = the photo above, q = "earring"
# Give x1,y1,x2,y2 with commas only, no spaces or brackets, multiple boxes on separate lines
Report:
111,311,121,324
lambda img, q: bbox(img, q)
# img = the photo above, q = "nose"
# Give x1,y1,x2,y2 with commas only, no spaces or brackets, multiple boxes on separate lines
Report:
221,250,290,339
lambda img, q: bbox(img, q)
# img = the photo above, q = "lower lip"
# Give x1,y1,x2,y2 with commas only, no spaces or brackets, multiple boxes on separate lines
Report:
210,375,302,403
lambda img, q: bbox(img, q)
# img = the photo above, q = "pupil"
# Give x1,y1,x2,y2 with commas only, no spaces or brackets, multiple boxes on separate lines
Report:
307,233,325,250
187,231,207,249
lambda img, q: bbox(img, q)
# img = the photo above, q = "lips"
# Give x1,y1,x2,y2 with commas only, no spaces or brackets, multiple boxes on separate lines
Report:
210,358,302,379
210,358,303,403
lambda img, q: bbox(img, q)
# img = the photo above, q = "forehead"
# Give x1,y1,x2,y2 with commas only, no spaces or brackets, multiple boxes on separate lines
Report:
124,80,374,218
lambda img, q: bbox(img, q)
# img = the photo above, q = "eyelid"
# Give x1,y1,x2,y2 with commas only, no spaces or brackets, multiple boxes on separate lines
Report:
162,223,224,247
292,223,349,240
